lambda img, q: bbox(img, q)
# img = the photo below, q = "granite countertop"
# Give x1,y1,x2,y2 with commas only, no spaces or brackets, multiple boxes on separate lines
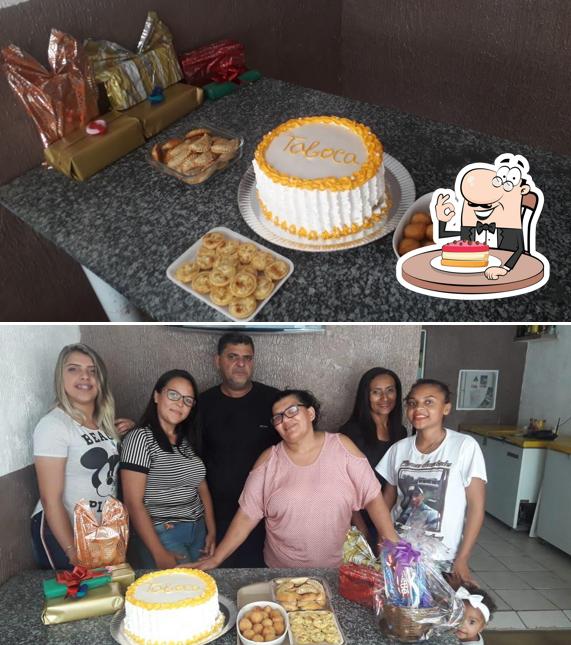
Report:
1,78,570,321
0,568,460,645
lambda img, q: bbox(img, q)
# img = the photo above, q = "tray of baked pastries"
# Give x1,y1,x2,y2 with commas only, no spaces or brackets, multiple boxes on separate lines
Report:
167,227,294,321
236,577,345,645
149,124,243,185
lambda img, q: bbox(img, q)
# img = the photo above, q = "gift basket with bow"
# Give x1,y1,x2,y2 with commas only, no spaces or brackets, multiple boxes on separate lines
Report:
377,538,464,642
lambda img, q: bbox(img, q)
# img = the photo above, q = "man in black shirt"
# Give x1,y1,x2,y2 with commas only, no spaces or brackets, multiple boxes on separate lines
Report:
197,332,279,567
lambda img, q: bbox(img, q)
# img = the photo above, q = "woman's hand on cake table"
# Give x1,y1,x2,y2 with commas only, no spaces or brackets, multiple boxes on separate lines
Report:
154,547,186,570
181,554,221,571
115,418,136,435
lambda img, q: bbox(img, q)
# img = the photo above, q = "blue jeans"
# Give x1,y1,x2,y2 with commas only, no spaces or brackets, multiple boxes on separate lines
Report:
131,518,207,568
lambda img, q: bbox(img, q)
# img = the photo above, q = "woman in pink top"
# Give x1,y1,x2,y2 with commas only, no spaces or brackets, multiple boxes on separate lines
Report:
194,389,398,569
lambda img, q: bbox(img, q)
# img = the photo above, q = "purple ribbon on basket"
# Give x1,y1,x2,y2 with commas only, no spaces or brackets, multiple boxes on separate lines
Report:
382,540,426,607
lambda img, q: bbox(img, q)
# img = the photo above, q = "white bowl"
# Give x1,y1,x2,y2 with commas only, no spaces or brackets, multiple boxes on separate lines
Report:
392,191,434,258
237,600,289,645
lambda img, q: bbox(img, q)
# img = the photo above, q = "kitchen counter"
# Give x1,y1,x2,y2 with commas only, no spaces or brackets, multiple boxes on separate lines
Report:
1,78,570,321
0,568,459,645
546,436,571,455
459,424,559,449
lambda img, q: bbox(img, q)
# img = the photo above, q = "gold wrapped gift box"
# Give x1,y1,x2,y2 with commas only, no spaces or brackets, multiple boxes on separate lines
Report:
44,84,203,181
122,83,204,138
44,111,145,181
41,581,124,625
98,563,135,592
85,11,182,111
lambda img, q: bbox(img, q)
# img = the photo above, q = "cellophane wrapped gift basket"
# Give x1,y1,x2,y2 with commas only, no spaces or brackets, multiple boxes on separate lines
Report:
338,526,384,608
376,537,464,642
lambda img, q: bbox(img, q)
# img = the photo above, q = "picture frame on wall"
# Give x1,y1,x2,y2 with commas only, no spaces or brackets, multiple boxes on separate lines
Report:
457,369,499,410
418,329,426,378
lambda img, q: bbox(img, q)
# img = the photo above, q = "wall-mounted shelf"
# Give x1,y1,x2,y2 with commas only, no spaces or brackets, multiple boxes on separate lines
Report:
514,325,557,342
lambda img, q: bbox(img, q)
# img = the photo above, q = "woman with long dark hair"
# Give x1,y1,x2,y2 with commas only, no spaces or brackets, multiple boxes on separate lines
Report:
120,370,216,569
339,367,407,547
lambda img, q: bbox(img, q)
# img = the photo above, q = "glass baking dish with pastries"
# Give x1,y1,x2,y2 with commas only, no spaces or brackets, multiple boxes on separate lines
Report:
148,123,243,185
288,610,345,645
271,577,332,612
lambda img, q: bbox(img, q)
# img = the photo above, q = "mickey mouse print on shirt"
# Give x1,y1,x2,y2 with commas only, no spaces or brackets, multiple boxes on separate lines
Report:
81,447,120,508
32,407,119,520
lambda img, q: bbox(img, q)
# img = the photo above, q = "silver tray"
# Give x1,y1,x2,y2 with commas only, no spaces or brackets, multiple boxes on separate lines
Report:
237,153,415,252
111,594,237,645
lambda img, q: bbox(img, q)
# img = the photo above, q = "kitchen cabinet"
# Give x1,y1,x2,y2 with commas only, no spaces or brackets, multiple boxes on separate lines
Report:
536,449,571,555
464,431,547,529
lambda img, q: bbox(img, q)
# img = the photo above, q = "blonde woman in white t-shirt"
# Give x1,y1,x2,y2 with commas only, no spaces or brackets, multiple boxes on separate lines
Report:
377,379,487,584
31,343,132,570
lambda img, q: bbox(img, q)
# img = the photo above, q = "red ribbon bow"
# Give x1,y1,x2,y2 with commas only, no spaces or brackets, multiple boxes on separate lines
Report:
56,565,105,598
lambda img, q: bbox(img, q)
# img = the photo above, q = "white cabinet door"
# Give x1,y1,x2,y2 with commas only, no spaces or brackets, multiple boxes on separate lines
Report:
484,439,522,528
536,450,571,555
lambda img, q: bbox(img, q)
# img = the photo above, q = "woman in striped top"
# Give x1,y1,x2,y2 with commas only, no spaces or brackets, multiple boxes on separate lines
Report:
120,370,216,569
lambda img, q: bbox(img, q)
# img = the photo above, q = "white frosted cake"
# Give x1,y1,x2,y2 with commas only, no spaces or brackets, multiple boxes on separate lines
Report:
253,116,388,240
124,568,222,645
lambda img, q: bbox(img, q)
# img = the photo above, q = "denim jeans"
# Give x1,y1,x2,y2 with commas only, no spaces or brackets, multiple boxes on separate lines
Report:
31,511,73,570
131,517,207,568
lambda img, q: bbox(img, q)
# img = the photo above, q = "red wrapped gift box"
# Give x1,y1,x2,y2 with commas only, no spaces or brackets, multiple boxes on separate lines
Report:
180,39,246,86
339,563,384,608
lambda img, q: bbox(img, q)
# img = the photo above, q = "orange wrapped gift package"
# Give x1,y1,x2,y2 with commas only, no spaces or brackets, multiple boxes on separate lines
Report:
2,29,98,147
74,497,129,568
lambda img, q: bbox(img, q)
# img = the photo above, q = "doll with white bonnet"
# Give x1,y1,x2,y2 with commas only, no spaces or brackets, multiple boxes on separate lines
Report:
454,584,496,644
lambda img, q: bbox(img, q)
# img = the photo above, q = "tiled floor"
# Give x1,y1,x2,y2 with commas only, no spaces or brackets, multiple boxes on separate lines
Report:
475,514,571,630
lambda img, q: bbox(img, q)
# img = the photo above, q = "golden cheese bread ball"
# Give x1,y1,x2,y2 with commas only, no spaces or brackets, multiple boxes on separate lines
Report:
411,212,432,225
397,210,434,255
249,610,265,624
239,605,287,643
403,223,426,241
398,238,421,255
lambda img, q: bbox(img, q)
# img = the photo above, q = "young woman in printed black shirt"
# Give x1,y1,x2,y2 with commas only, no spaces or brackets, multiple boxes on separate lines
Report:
120,370,216,569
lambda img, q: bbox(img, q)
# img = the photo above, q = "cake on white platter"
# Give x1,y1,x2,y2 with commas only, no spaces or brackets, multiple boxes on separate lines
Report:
253,116,389,241
124,568,223,645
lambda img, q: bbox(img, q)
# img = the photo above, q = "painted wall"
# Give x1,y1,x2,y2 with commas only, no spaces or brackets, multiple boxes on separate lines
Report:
518,325,571,436
422,325,527,430
81,324,423,432
0,324,79,584
0,325,80,477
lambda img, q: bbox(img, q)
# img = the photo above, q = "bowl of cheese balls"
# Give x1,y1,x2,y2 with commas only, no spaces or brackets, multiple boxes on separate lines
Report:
393,192,435,258
237,601,289,645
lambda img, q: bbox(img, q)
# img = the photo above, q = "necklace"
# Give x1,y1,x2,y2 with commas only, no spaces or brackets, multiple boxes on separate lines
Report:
416,429,446,457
